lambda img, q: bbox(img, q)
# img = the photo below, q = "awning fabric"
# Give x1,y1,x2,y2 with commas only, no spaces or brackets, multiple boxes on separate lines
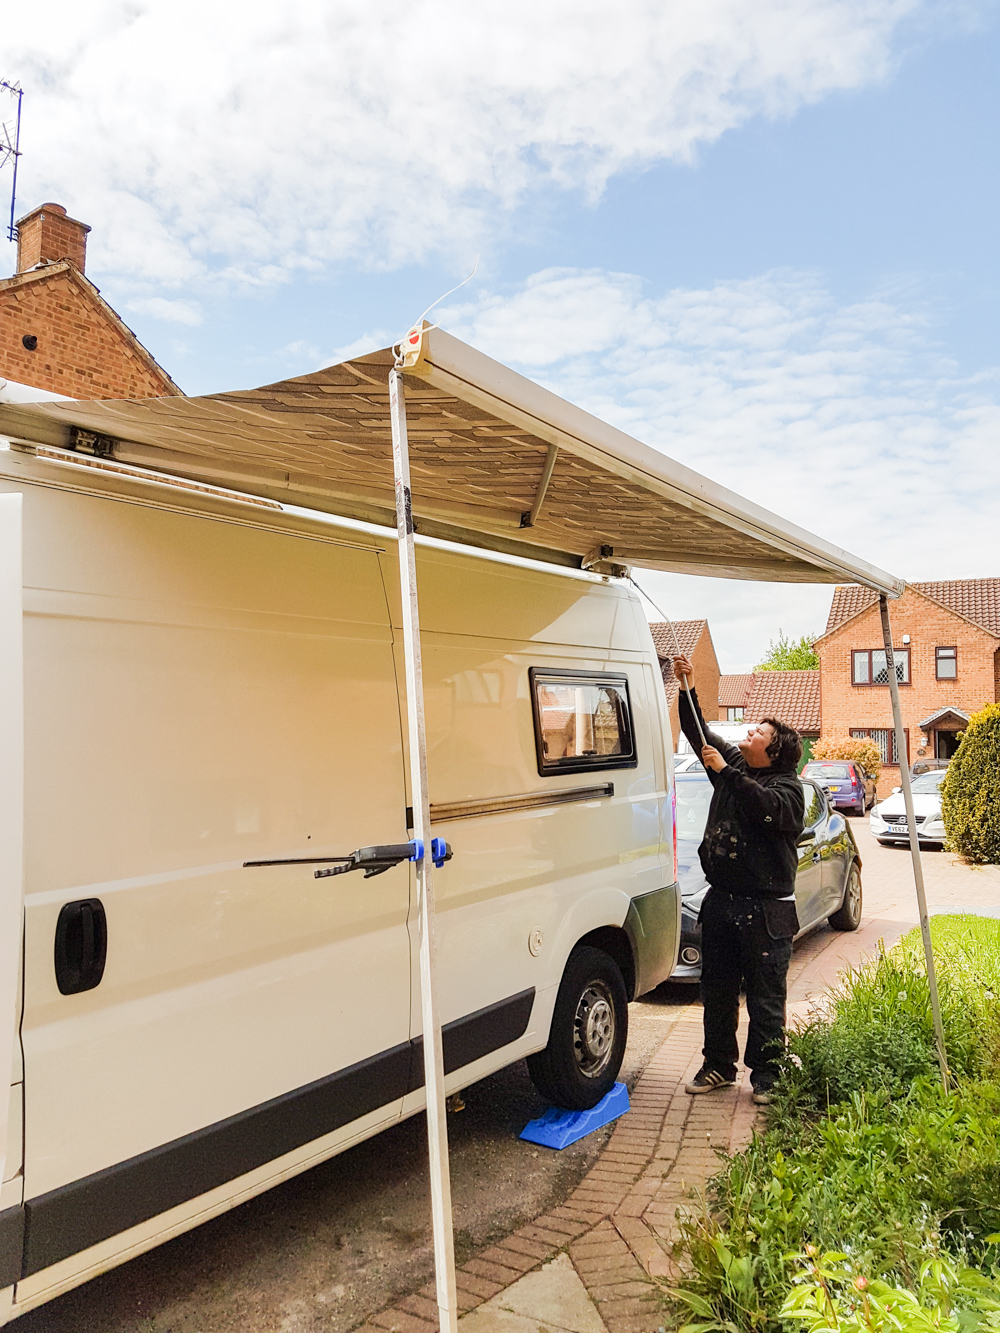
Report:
0,325,904,594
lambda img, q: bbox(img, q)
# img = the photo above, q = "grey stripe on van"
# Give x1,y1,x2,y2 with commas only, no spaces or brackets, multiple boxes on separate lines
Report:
19,986,535,1279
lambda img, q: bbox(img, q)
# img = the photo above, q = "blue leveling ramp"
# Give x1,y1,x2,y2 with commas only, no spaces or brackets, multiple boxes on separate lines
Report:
519,1082,630,1150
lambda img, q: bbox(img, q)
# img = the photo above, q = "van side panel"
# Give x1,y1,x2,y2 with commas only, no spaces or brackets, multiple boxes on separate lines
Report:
13,480,412,1296
384,549,673,1071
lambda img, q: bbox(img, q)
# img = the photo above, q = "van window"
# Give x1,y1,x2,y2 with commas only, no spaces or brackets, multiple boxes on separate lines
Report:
529,669,637,775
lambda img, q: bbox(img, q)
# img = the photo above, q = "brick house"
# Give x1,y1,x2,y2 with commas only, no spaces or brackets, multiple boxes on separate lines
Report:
718,673,754,721
0,202,181,399
815,579,1000,794
743,669,821,764
648,619,720,747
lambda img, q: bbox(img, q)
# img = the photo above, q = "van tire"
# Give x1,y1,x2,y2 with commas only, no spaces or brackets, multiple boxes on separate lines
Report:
527,946,628,1110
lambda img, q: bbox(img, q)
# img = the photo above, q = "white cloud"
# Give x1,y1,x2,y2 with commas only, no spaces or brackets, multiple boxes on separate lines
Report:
126,296,203,326
437,266,1000,668
4,0,952,290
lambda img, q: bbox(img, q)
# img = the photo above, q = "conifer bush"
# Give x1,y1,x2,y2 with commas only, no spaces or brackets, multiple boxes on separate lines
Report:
941,702,1000,864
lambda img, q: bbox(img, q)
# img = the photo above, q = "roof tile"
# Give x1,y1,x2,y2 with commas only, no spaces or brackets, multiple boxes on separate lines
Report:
744,669,820,733
824,578,1000,638
647,619,707,661
718,673,754,708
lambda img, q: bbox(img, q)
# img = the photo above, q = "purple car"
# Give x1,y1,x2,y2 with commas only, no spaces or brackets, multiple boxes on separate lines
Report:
800,761,877,816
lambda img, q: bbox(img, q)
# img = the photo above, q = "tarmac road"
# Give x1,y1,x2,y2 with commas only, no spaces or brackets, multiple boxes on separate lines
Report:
14,977,695,1333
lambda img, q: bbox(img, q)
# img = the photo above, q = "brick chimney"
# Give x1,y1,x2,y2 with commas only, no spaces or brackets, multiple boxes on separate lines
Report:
16,203,91,275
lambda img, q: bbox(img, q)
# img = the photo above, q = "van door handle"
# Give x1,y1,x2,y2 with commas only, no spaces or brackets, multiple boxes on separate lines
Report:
54,898,108,995
313,840,453,880
244,839,453,879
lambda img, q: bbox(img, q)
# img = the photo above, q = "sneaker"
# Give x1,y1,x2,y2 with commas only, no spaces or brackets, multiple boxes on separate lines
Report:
685,1065,736,1095
751,1079,776,1106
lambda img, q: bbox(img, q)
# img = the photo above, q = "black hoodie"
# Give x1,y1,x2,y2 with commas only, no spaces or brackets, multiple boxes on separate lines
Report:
678,687,805,899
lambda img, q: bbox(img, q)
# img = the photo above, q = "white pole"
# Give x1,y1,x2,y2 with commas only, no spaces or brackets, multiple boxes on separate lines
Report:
879,595,949,1089
388,366,459,1333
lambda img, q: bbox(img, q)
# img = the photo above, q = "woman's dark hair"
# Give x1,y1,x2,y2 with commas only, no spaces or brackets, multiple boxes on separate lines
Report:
762,718,803,772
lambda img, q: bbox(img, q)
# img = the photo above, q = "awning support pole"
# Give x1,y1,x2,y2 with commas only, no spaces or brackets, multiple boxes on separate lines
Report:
879,594,950,1089
389,366,459,1333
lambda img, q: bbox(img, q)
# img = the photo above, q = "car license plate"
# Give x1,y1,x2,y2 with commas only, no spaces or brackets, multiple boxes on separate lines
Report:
888,824,907,834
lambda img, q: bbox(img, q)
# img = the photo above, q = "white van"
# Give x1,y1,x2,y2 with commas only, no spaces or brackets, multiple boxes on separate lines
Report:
0,446,679,1320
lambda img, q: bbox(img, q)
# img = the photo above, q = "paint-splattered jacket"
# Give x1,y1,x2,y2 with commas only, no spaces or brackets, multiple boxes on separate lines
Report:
678,688,805,899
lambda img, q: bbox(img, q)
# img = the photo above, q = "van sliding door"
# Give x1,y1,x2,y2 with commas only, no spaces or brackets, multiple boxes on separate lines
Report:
17,487,411,1295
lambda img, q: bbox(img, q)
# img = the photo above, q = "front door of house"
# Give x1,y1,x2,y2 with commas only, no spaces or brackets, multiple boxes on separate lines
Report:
936,729,962,759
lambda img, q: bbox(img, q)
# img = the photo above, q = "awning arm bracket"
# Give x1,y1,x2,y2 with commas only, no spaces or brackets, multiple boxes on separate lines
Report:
520,444,559,528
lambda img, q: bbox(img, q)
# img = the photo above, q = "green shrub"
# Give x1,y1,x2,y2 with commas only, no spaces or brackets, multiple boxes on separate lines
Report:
668,918,1000,1332
941,703,1000,864
778,1251,1000,1333
784,919,1000,1108
811,736,882,784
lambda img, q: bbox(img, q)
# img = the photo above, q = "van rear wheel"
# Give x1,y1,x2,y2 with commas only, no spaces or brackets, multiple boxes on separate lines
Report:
527,946,628,1110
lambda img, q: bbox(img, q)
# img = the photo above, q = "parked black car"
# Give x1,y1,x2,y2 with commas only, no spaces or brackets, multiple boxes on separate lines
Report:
670,771,863,982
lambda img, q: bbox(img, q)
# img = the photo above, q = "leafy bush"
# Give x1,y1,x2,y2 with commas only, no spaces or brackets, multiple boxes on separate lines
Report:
668,918,1000,1332
811,736,882,784
755,631,820,671
942,703,1000,864
779,1251,1000,1333
784,920,1000,1107
675,1246,1000,1333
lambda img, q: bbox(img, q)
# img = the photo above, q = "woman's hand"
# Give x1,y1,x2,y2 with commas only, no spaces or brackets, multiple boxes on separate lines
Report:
672,654,694,683
701,745,728,773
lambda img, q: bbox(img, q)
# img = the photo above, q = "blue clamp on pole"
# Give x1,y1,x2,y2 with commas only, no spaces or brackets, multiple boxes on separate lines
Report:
409,839,425,862
430,837,452,868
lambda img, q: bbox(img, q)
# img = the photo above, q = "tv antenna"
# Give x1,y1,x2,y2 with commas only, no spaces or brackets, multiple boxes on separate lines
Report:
0,80,23,244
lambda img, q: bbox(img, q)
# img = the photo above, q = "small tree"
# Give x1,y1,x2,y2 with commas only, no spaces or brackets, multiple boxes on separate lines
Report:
941,702,1000,863
811,735,882,783
755,630,819,671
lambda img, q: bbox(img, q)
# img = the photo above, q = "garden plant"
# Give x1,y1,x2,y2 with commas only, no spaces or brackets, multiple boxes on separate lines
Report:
809,736,882,784
941,703,1000,865
669,917,1000,1332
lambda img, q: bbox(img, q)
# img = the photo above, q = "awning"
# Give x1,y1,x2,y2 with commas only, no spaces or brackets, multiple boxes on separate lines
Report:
0,325,903,595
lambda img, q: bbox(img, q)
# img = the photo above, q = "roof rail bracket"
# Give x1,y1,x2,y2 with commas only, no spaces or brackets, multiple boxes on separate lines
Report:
69,426,116,459
582,543,630,578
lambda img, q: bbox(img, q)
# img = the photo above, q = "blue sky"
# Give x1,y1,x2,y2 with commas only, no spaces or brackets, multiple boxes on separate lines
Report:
3,1,998,668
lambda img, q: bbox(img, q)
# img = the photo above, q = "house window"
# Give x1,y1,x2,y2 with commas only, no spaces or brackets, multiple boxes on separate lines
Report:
935,646,957,680
726,706,744,722
851,727,909,766
529,668,637,776
851,648,909,686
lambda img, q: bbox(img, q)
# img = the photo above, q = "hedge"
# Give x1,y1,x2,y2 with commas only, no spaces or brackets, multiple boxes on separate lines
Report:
941,701,1000,863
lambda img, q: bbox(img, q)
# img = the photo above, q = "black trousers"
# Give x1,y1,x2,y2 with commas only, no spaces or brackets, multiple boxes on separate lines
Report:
699,888,795,1085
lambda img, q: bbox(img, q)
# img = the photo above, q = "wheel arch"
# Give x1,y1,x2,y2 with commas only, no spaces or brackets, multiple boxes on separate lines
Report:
573,926,636,1001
